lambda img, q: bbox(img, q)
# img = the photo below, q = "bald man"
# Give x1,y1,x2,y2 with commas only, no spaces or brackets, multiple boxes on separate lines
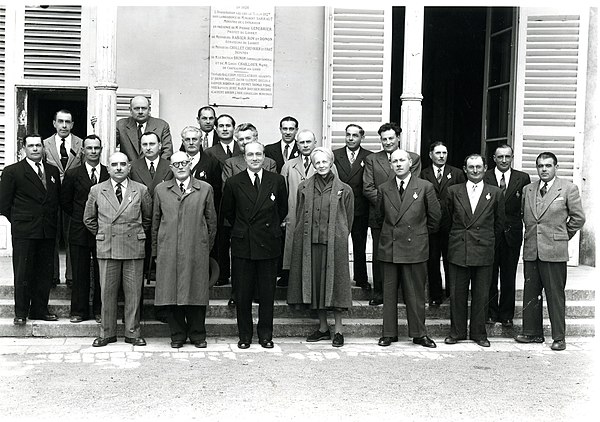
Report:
84,152,153,347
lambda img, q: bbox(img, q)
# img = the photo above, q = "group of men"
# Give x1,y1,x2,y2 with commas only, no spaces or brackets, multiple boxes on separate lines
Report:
0,96,585,351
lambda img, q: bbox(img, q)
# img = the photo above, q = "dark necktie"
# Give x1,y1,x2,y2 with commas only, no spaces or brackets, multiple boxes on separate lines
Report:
399,180,405,196
149,161,155,179
540,182,548,197
180,182,185,193
90,167,97,184
350,151,355,164
116,183,122,203
304,156,310,175
226,145,232,158
253,173,260,192
203,133,208,149
284,144,289,161
436,168,442,184
60,137,68,169
499,173,506,194
137,124,143,151
36,162,46,189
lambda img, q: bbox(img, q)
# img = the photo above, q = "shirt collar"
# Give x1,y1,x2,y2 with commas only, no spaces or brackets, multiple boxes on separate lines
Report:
85,162,99,174
111,178,128,190
26,157,42,172
177,177,191,191
144,157,159,168
542,177,555,190
466,180,483,191
495,167,511,179
396,173,411,188
55,133,72,142
247,168,263,181
434,164,445,174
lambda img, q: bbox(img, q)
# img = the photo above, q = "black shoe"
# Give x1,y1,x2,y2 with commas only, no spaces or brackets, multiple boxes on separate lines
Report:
237,341,251,349
92,336,117,347
51,278,60,287
194,340,207,349
259,339,274,349
444,336,459,345
13,317,26,326
124,337,147,346
486,317,497,325
378,336,398,347
429,299,443,308
94,314,102,323
70,316,84,323
30,314,58,321
475,338,491,347
413,336,437,348
171,340,184,348
66,279,73,288
306,329,331,342
227,298,236,308
215,279,229,286
276,277,289,287
551,339,566,351
368,298,383,306
515,334,545,344
501,319,513,328
332,332,344,347
355,280,371,291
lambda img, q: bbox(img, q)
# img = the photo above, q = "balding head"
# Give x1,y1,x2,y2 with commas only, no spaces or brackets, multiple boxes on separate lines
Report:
390,149,412,179
130,96,150,124
108,152,130,183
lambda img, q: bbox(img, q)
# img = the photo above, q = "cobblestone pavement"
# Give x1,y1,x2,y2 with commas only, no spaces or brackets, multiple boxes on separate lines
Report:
1,337,598,421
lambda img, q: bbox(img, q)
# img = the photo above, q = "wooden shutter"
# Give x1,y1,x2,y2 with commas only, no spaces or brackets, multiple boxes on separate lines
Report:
323,7,391,151
22,5,82,80
0,6,6,172
513,8,589,265
115,89,160,120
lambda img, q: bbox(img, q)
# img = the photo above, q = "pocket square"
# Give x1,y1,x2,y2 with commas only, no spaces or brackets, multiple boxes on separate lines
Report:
553,197,564,202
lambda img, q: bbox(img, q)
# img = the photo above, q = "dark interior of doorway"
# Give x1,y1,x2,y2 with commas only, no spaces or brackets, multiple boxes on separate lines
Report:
27,88,88,140
390,7,486,169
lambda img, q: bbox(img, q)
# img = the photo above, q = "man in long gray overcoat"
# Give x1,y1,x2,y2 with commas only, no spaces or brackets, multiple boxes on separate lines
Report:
151,151,218,349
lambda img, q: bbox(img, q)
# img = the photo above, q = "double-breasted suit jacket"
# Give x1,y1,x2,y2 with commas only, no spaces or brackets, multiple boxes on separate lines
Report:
421,165,465,205
221,170,288,261
152,178,218,306
205,142,242,167
378,176,441,264
522,178,585,263
61,164,109,247
116,116,173,161
333,147,373,218
43,134,83,181
129,157,174,198
222,154,277,189
190,152,223,210
83,179,153,260
264,140,300,173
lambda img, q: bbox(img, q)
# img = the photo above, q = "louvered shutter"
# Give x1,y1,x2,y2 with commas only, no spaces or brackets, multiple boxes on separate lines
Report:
513,8,589,265
23,5,82,80
115,90,160,120
323,7,391,151
0,6,6,172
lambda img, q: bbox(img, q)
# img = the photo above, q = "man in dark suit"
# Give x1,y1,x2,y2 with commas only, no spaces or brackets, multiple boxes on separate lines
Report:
116,95,173,161
443,154,505,347
129,132,173,284
362,122,421,306
0,134,61,325
377,149,441,348
484,144,530,327
420,141,465,306
196,106,218,149
221,141,288,349
60,135,108,323
264,116,300,173
516,152,585,351
333,124,373,291
204,114,240,288
43,109,83,287
83,152,153,347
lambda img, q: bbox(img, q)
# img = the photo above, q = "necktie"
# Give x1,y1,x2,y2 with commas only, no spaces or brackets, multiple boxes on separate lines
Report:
90,167,97,184
137,124,143,151
60,138,68,169
540,182,548,197
36,162,46,189
436,168,442,183
284,144,289,161
202,133,208,149
399,180,405,196
116,183,122,203
180,182,186,193
226,145,232,158
254,173,260,192
350,151,355,164
149,161,155,179
304,156,310,174
499,173,506,194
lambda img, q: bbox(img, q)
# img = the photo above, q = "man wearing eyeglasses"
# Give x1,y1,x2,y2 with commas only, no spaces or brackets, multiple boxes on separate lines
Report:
151,151,217,349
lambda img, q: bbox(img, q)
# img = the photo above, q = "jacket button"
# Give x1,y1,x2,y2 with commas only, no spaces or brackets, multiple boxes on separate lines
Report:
266,223,270,227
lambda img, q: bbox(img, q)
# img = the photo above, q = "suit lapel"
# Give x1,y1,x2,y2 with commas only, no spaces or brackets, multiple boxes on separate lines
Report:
395,177,420,223
456,185,473,219
136,161,154,187
471,186,494,223
100,183,120,213
536,179,562,219
127,119,141,156
114,181,138,220
336,151,352,178
383,182,402,221
375,153,391,178
250,172,272,217
504,172,519,198
23,161,48,194
46,138,63,172
65,137,81,170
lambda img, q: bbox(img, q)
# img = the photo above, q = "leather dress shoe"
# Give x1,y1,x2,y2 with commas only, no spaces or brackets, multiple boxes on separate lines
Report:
214,279,229,286
259,339,274,349
228,298,236,308
30,314,58,321
515,334,545,343
13,317,26,326
486,317,497,325
444,336,459,345
429,299,443,308
332,332,344,347
70,316,84,323
501,319,513,328
413,336,437,348
276,277,289,287
355,281,372,291
95,315,102,323
237,341,251,349
306,329,331,342
194,340,207,348
378,336,398,347
124,337,147,346
368,298,383,306
171,340,184,348
475,338,491,347
551,339,566,351
92,336,117,347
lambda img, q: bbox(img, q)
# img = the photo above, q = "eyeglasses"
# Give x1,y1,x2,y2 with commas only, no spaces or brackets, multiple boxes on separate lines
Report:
171,160,190,169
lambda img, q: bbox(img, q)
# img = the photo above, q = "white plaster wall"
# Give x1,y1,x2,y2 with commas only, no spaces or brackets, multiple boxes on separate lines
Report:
115,6,325,150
